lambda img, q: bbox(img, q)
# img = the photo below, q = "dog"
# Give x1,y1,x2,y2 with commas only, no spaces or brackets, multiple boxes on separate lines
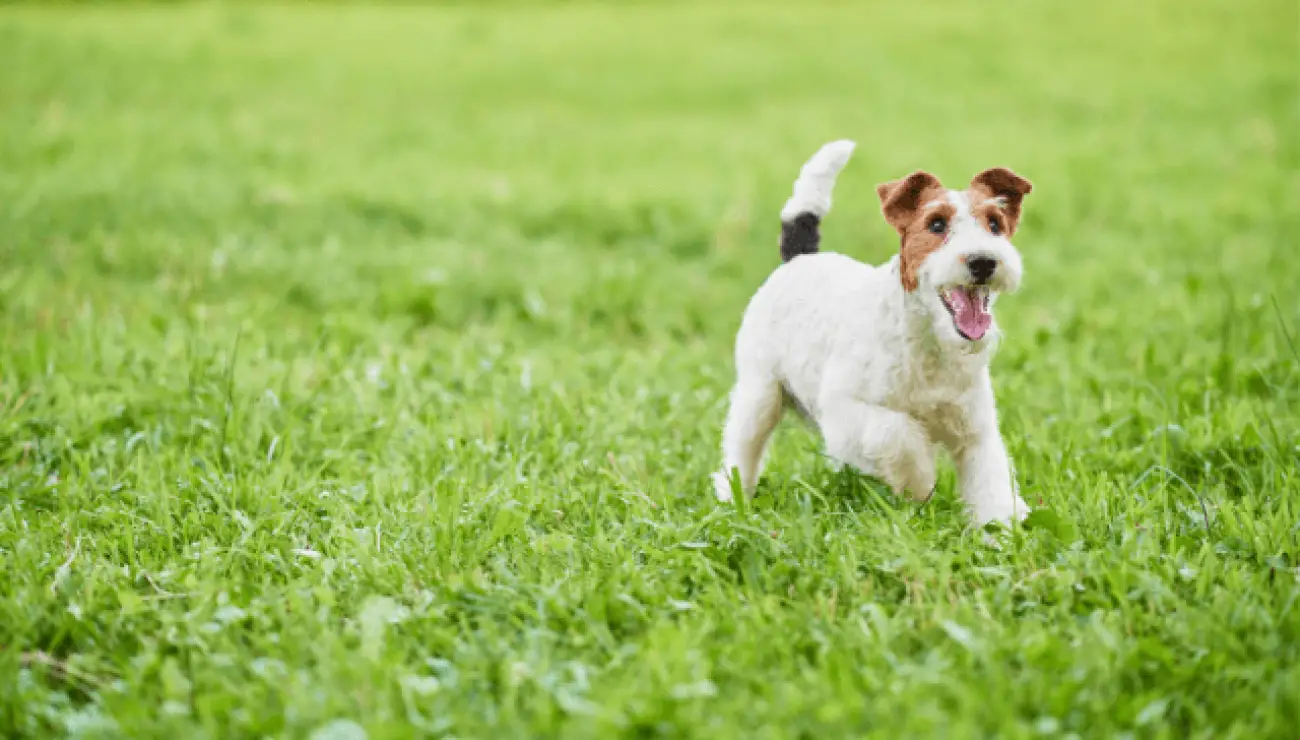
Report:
711,140,1033,526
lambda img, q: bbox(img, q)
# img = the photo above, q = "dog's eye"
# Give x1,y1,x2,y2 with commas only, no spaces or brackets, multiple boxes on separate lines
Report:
988,217,1001,235
927,217,947,234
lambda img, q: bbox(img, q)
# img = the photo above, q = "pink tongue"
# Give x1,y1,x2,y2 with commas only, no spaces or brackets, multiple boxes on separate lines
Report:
950,288,992,340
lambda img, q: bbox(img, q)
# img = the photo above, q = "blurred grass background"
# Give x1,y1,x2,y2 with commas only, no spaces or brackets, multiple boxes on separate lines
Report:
1,0,1297,737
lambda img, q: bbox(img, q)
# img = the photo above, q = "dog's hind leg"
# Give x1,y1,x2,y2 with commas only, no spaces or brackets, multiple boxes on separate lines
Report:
712,377,784,502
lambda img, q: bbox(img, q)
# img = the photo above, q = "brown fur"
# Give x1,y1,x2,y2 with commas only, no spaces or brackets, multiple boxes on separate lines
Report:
876,171,947,292
970,200,1010,239
969,168,1033,235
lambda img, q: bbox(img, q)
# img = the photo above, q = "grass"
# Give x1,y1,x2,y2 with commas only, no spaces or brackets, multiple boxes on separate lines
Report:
0,0,1297,737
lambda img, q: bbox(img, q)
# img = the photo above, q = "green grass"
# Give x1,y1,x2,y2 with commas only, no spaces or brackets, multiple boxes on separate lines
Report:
1,1,1297,737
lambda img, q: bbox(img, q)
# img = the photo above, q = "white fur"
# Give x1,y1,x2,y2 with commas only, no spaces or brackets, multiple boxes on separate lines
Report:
713,142,1030,527
779,140,856,221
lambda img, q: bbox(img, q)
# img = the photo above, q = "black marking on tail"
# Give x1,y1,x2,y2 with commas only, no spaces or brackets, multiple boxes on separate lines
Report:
780,212,821,262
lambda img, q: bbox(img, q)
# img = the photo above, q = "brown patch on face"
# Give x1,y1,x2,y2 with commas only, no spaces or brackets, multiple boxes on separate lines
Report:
877,171,948,292
970,200,1010,238
969,168,1033,235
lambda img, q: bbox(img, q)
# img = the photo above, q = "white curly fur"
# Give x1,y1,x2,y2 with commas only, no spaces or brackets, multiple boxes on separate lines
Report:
712,141,1031,526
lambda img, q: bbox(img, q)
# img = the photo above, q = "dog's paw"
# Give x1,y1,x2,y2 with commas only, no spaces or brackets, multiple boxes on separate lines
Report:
876,454,936,503
906,458,938,503
971,497,1031,528
711,471,735,502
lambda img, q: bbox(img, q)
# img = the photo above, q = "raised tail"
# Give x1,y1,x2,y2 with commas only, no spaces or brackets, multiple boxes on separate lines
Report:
778,139,857,262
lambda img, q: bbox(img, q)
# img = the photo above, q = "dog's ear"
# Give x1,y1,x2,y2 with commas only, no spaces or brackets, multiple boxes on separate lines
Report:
877,171,944,233
970,168,1033,231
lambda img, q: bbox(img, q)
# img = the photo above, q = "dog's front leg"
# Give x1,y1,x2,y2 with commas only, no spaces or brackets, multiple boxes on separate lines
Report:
820,401,935,500
954,387,1029,526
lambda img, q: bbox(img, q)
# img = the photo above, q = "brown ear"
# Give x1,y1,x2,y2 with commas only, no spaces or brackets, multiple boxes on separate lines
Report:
877,171,943,233
970,167,1033,228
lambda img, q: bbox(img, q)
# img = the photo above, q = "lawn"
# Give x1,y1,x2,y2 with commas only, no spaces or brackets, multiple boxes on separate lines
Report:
0,0,1297,737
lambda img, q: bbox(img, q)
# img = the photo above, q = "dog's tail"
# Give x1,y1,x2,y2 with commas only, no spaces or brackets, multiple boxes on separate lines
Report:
779,139,857,262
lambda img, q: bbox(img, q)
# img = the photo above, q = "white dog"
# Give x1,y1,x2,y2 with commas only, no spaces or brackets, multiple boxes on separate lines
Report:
712,140,1033,526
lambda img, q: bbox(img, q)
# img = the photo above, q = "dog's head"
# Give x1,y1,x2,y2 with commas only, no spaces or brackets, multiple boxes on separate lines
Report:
877,168,1032,347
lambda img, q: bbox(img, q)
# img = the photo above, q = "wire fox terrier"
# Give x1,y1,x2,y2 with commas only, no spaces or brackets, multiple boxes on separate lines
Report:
712,140,1034,526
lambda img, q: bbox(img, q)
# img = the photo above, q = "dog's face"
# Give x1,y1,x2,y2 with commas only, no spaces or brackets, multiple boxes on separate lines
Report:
877,168,1032,346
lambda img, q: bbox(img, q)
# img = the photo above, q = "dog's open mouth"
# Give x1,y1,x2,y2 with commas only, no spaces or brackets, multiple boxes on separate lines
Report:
939,286,992,341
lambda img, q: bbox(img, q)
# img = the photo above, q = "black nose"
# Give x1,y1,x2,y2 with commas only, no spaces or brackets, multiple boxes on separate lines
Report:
968,257,998,284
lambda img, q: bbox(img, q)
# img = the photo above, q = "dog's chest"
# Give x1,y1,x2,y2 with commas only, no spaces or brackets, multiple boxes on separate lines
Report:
890,356,980,441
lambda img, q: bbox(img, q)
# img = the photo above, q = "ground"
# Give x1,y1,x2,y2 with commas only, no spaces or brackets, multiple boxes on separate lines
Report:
0,1,1297,737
